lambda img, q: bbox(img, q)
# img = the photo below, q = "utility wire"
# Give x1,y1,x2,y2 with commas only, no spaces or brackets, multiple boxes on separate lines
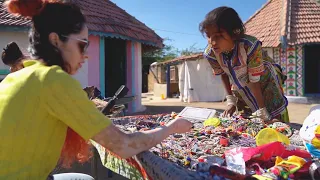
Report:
152,28,202,36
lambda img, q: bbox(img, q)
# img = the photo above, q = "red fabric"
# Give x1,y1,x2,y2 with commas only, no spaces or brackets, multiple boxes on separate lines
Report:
290,161,313,179
59,128,93,168
225,142,311,162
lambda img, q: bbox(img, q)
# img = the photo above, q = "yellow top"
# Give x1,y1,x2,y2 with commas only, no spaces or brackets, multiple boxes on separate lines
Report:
0,60,111,180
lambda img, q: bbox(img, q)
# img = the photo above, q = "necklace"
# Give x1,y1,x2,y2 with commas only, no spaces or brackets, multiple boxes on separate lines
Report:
222,44,235,61
223,49,233,55
223,43,235,54
223,51,233,61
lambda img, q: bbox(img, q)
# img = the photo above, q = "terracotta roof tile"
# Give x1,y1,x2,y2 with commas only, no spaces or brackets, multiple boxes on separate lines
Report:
0,1,31,26
0,0,163,47
245,0,282,47
288,0,320,45
245,0,320,47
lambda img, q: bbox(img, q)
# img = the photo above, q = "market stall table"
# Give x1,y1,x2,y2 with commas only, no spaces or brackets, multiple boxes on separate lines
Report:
89,110,310,180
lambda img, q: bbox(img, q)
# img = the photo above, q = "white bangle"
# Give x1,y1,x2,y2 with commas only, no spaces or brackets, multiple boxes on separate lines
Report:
253,107,271,121
249,74,261,83
226,95,237,106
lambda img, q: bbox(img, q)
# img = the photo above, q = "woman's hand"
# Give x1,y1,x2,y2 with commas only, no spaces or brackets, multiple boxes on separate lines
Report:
165,117,193,134
93,118,192,159
222,104,237,117
91,98,107,111
252,107,271,121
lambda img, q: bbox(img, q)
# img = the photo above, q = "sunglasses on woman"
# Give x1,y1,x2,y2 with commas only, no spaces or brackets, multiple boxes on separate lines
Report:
61,35,90,55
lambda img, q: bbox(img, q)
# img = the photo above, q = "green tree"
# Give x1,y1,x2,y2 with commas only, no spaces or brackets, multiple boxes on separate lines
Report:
179,43,202,56
142,38,179,65
142,39,202,65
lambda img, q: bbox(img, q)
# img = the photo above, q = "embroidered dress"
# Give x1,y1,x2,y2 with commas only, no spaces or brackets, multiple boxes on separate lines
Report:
204,35,289,122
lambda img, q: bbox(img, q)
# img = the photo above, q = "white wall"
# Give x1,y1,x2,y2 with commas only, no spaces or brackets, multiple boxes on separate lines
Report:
178,59,227,102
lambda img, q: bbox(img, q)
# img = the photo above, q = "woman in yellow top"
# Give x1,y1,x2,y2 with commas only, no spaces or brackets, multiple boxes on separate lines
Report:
0,0,192,180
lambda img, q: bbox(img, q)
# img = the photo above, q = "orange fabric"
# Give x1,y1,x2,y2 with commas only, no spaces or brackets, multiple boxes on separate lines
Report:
108,151,152,180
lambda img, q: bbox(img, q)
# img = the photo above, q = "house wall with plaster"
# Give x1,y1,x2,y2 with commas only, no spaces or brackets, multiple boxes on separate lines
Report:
263,45,304,96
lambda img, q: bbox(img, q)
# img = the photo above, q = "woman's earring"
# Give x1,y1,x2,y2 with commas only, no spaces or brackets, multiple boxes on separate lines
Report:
233,29,241,35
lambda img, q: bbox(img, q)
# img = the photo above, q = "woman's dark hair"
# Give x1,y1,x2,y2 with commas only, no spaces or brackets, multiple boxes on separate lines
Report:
1,42,23,66
5,0,86,73
199,6,245,40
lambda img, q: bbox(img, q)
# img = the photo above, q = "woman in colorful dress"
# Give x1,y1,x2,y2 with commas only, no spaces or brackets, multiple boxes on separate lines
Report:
199,6,289,122
0,0,192,179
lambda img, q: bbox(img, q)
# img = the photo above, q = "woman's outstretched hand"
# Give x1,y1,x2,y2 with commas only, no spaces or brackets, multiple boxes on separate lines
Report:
165,117,193,134
222,104,237,117
93,117,193,159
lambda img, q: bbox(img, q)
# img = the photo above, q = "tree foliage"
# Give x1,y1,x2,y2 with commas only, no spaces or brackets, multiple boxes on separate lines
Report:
180,43,202,56
142,39,178,65
142,39,202,65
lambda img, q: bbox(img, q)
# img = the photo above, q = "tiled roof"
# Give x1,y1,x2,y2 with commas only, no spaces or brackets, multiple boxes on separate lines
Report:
0,0,163,47
245,0,320,47
245,0,283,47
0,0,31,26
289,0,320,44
154,53,203,66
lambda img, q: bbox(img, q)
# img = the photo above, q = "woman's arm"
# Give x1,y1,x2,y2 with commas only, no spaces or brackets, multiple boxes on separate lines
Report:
221,73,232,95
204,46,237,116
44,67,192,157
247,82,265,108
248,82,271,121
92,118,192,159
221,73,237,117
246,40,266,109
247,40,271,121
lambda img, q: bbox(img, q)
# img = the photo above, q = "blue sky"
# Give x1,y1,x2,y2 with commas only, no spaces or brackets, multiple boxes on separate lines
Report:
111,0,267,51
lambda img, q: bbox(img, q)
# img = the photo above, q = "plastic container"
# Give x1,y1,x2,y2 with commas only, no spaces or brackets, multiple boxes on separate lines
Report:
255,128,290,146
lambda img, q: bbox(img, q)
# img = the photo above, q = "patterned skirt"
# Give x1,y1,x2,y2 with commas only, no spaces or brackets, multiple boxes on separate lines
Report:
232,62,290,123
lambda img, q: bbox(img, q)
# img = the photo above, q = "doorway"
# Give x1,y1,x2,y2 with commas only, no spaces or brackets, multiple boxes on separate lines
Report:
142,64,149,93
104,38,127,97
304,44,320,96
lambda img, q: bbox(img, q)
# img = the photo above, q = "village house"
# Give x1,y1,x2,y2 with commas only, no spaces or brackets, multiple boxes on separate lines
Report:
150,0,320,103
149,53,226,102
0,0,163,113
245,0,320,99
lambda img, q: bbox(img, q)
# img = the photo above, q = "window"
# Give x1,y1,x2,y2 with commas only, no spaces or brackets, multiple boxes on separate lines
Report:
170,66,178,83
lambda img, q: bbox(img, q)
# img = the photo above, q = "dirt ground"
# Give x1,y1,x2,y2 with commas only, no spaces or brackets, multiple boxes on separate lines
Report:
138,97,314,124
